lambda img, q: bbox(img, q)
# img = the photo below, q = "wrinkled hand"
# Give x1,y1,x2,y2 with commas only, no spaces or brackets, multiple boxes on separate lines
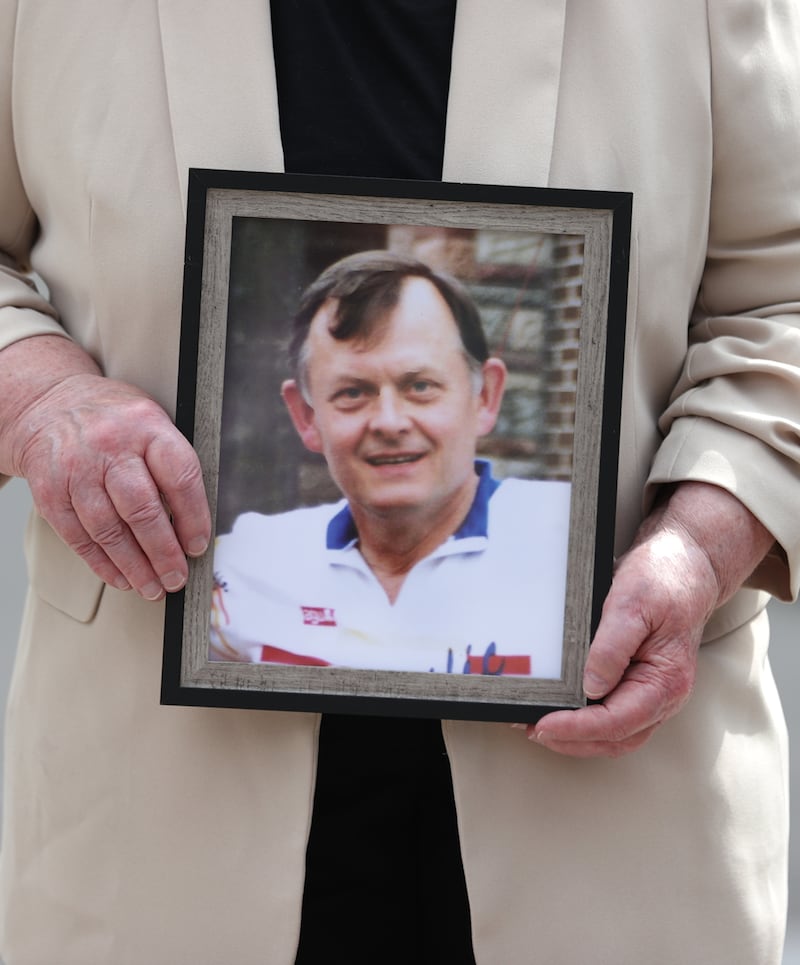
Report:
1,337,210,600
518,482,774,758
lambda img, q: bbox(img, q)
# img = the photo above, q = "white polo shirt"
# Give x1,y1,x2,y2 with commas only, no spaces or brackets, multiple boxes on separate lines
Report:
210,463,571,678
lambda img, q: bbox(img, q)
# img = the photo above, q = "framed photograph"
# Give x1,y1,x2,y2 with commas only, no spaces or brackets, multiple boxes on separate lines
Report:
161,170,631,722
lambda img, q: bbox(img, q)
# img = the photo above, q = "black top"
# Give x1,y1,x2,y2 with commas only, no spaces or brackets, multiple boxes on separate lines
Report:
270,0,457,180
270,9,475,961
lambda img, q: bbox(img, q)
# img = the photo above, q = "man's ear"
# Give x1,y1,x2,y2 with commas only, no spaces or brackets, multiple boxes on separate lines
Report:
281,380,323,453
475,358,507,436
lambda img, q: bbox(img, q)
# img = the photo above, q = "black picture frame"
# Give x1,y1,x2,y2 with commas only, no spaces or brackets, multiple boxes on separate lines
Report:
161,170,631,722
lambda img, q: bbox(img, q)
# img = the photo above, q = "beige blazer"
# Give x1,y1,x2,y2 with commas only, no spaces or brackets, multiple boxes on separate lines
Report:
2,1,800,962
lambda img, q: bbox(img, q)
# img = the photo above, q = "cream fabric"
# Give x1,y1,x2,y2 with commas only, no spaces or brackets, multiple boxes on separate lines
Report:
1,1,799,962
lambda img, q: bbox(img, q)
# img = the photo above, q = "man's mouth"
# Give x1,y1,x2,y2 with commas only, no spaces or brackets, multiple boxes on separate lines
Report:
365,453,425,466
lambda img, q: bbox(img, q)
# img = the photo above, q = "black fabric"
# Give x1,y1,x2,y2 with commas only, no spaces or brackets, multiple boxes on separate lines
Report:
271,0,457,179
270,4,474,962
294,716,475,965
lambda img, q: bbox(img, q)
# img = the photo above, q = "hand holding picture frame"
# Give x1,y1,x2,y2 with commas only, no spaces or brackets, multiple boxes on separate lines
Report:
161,171,630,722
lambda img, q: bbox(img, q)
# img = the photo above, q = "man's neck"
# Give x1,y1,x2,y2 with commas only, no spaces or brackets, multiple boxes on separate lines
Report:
352,475,480,604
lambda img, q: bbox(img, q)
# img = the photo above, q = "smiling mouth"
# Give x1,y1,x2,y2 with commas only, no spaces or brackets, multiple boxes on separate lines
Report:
365,453,425,466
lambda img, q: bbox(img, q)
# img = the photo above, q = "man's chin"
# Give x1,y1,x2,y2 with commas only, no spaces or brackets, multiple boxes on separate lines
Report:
361,496,425,517
352,489,437,522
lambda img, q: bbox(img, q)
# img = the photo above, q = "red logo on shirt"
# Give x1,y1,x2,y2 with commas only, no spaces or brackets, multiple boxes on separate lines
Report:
301,606,337,627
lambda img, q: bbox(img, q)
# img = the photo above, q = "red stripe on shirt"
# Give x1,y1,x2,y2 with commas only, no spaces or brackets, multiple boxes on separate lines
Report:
260,645,332,667
467,654,531,675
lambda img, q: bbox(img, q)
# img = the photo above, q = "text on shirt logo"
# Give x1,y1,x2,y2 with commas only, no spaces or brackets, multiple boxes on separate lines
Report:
301,606,337,627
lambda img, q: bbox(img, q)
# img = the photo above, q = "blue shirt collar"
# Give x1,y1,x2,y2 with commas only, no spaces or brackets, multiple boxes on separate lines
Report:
326,459,500,549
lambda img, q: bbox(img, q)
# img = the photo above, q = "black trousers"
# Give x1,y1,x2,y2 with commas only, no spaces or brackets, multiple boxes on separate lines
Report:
295,715,476,965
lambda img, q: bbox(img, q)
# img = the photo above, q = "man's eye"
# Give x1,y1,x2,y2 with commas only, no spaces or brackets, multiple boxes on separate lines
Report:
409,380,436,395
333,386,366,406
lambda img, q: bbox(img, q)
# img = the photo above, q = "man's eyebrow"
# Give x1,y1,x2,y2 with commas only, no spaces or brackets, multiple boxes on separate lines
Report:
400,365,450,382
329,375,375,388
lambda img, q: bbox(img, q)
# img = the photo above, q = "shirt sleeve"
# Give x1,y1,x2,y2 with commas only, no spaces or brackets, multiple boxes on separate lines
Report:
646,0,800,600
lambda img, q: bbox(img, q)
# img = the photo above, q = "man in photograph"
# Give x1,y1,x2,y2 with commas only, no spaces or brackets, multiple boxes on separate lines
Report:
210,250,571,676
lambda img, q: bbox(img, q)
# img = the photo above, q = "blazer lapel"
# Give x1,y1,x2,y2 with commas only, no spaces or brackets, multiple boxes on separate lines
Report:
157,0,567,201
443,0,567,187
156,0,285,211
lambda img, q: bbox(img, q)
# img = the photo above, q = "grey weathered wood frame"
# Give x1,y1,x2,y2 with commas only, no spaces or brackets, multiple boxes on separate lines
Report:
161,171,630,722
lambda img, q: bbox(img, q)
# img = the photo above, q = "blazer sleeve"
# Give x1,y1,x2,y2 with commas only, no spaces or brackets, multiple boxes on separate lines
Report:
0,0,70,350
647,0,800,600
0,1,77,492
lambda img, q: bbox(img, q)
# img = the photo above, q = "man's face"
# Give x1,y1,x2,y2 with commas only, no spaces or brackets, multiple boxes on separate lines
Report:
282,276,505,526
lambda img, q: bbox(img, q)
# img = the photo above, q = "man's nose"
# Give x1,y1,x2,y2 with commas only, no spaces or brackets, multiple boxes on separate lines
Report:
368,388,412,434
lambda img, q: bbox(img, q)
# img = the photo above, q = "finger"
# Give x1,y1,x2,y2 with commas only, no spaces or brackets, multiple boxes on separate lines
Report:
145,434,211,558
582,590,650,699
527,721,661,759
102,455,190,593
70,476,169,599
33,487,132,592
530,672,676,758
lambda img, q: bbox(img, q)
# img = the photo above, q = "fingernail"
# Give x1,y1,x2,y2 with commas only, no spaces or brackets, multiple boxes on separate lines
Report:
141,581,165,601
161,571,186,592
583,671,608,699
187,537,209,557
114,575,131,591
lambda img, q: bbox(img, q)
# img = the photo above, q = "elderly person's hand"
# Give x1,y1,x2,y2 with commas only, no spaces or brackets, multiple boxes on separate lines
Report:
0,335,211,600
521,481,775,758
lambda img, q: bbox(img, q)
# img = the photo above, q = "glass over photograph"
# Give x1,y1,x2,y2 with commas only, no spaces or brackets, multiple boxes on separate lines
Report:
210,226,579,679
